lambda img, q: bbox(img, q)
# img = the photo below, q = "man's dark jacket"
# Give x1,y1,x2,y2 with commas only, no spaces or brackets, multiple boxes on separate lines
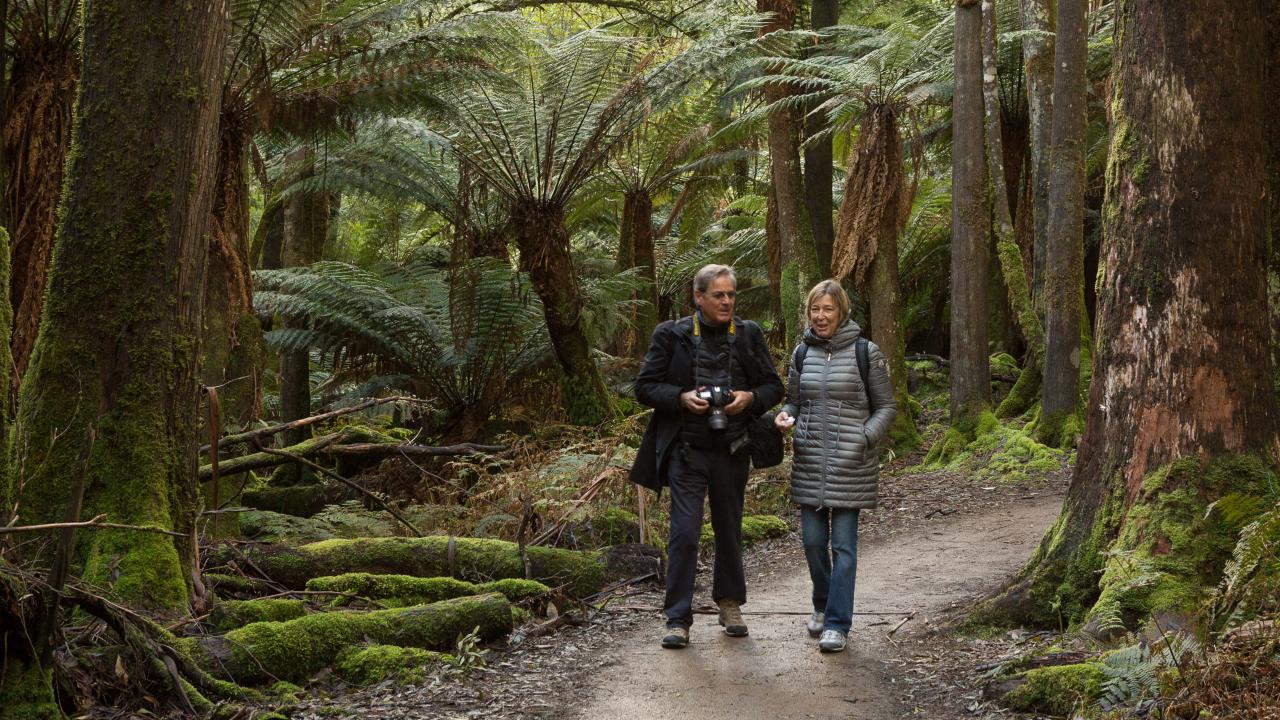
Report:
629,314,784,492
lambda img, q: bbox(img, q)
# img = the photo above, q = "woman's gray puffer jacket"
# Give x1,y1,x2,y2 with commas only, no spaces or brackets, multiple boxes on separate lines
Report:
782,319,897,510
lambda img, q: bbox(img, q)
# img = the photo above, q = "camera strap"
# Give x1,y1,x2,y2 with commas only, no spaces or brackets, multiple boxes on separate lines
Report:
690,313,736,390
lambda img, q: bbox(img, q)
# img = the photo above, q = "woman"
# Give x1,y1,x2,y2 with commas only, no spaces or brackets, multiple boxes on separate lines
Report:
775,280,897,653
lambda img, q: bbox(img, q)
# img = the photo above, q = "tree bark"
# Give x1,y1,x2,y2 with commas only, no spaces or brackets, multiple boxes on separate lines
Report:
983,0,1045,418
513,199,612,424
804,0,839,277
765,186,786,343
617,189,658,358
280,146,329,449
1021,0,1055,310
949,0,991,428
202,114,263,428
12,0,227,612
984,0,1278,630
2,33,78,405
1039,0,1087,445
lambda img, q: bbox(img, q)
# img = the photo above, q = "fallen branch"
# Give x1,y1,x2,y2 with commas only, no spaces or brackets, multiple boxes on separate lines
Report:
197,432,343,480
328,442,507,457
258,446,424,537
0,515,185,537
201,396,419,453
887,611,916,637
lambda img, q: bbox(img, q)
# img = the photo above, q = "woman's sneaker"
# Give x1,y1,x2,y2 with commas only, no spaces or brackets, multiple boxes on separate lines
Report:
818,629,847,653
806,611,824,638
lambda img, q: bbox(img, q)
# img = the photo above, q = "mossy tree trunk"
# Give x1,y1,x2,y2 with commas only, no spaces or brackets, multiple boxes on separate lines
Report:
203,113,263,428
948,0,991,430
0,227,11,503
512,199,612,425
279,146,329,450
981,0,1278,630
1020,0,1054,309
803,0,839,277
1038,0,1087,446
765,186,786,343
983,0,1045,418
2,24,78,405
11,0,228,612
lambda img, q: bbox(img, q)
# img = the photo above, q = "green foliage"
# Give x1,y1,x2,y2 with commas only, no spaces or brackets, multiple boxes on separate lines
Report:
1001,662,1106,716
700,514,790,549
1210,493,1280,627
336,644,452,685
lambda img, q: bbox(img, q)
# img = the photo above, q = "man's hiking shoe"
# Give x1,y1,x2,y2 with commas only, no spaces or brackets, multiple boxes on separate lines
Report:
718,599,749,637
806,611,824,638
818,629,847,653
661,625,689,649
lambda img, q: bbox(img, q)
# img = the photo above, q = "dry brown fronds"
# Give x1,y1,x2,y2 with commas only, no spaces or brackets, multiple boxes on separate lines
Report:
1164,617,1280,719
832,104,909,285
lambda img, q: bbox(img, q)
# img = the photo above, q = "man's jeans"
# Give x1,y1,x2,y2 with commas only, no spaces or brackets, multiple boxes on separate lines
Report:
800,505,860,634
663,444,750,629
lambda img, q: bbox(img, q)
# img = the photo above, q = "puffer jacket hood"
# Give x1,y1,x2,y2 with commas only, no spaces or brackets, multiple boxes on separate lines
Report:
782,319,897,510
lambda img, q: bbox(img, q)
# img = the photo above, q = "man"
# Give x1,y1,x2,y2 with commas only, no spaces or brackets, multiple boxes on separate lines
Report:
630,264,784,649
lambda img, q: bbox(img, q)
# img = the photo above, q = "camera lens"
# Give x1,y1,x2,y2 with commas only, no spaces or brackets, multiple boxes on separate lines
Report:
707,407,728,431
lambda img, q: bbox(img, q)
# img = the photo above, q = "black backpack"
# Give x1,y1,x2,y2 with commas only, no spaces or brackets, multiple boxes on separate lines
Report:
791,337,875,412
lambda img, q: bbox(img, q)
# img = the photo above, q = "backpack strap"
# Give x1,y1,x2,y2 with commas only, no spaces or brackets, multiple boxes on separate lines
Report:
856,336,874,413
791,343,809,375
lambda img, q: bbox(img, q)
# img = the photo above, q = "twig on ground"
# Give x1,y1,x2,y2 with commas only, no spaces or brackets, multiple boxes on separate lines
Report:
888,611,917,637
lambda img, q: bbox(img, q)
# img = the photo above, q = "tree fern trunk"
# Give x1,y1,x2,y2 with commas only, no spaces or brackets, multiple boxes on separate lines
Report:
804,0,838,277
513,200,612,425
980,0,1277,631
2,34,78,406
280,146,329,450
948,0,991,430
12,0,227,612
620,189,658,358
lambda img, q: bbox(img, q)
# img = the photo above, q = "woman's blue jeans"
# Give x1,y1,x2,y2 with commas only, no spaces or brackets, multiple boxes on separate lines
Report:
800,505,860,634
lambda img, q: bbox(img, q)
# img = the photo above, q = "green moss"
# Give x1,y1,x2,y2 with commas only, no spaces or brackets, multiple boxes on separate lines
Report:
307,573,549,606
197,593,511,684
336,644,452,685
242,484,352,518
1000,662,1106,715
700,514,789,548
989,352,1019,380
267,681,303,699
209,599,308,632
0,660,61,720
594,507,640,546
1088,455,1277,629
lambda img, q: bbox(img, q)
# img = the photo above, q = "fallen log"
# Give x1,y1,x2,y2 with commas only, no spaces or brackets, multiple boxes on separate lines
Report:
182,593,512,684
207,537,659,598
327,442,507,457
200,396,419,454
198,433,343,480
197,436,508,481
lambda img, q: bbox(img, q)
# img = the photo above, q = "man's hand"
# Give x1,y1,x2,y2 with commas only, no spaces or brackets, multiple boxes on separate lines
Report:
724,390,753,416
680,389,710,414
774,411,795,433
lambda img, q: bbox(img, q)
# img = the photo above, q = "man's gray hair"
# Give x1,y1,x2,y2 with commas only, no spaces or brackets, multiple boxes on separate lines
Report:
693,264,736,294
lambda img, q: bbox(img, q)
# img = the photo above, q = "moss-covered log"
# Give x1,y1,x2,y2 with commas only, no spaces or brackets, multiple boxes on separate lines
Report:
307,573,548,606
10,0,229,612
336,644,454,685
207,536,630,597
209,599,308,632
993,662,1105,715
185,593,510,684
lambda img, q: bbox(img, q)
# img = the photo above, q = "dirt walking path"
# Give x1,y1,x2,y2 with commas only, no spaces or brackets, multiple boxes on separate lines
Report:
573,492,1063,720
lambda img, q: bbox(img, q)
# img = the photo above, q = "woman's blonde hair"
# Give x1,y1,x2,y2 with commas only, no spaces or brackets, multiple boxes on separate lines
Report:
805,279,850,327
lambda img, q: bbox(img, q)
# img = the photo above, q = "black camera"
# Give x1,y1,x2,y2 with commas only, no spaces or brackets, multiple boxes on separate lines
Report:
698,386,734,431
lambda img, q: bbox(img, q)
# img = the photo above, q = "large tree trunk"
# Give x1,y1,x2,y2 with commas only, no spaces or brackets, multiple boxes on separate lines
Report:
948,0,991,429
202,116,263,429
513,199,612,425
765,187,786,344
983,0,1045,418
981,0,1277,631
11,0,227,612
1021,0,1054,311
1039,0,1088,446
758,0,813,338
2,33,78,404
832,106,919,450
803,0,839,277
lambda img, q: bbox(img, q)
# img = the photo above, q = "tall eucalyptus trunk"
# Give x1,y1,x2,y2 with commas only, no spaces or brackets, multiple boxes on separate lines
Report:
11,0,227,615
1039,0,1087,446
949,0,991,429
1021,0,1054,308
982,0,1277,631
804,0,839,276
279,147,328,450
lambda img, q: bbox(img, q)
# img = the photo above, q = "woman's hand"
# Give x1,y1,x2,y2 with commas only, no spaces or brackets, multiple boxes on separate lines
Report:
774,411,795,433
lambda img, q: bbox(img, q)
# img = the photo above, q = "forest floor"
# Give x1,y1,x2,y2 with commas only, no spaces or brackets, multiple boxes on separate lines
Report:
291,453,1069,720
